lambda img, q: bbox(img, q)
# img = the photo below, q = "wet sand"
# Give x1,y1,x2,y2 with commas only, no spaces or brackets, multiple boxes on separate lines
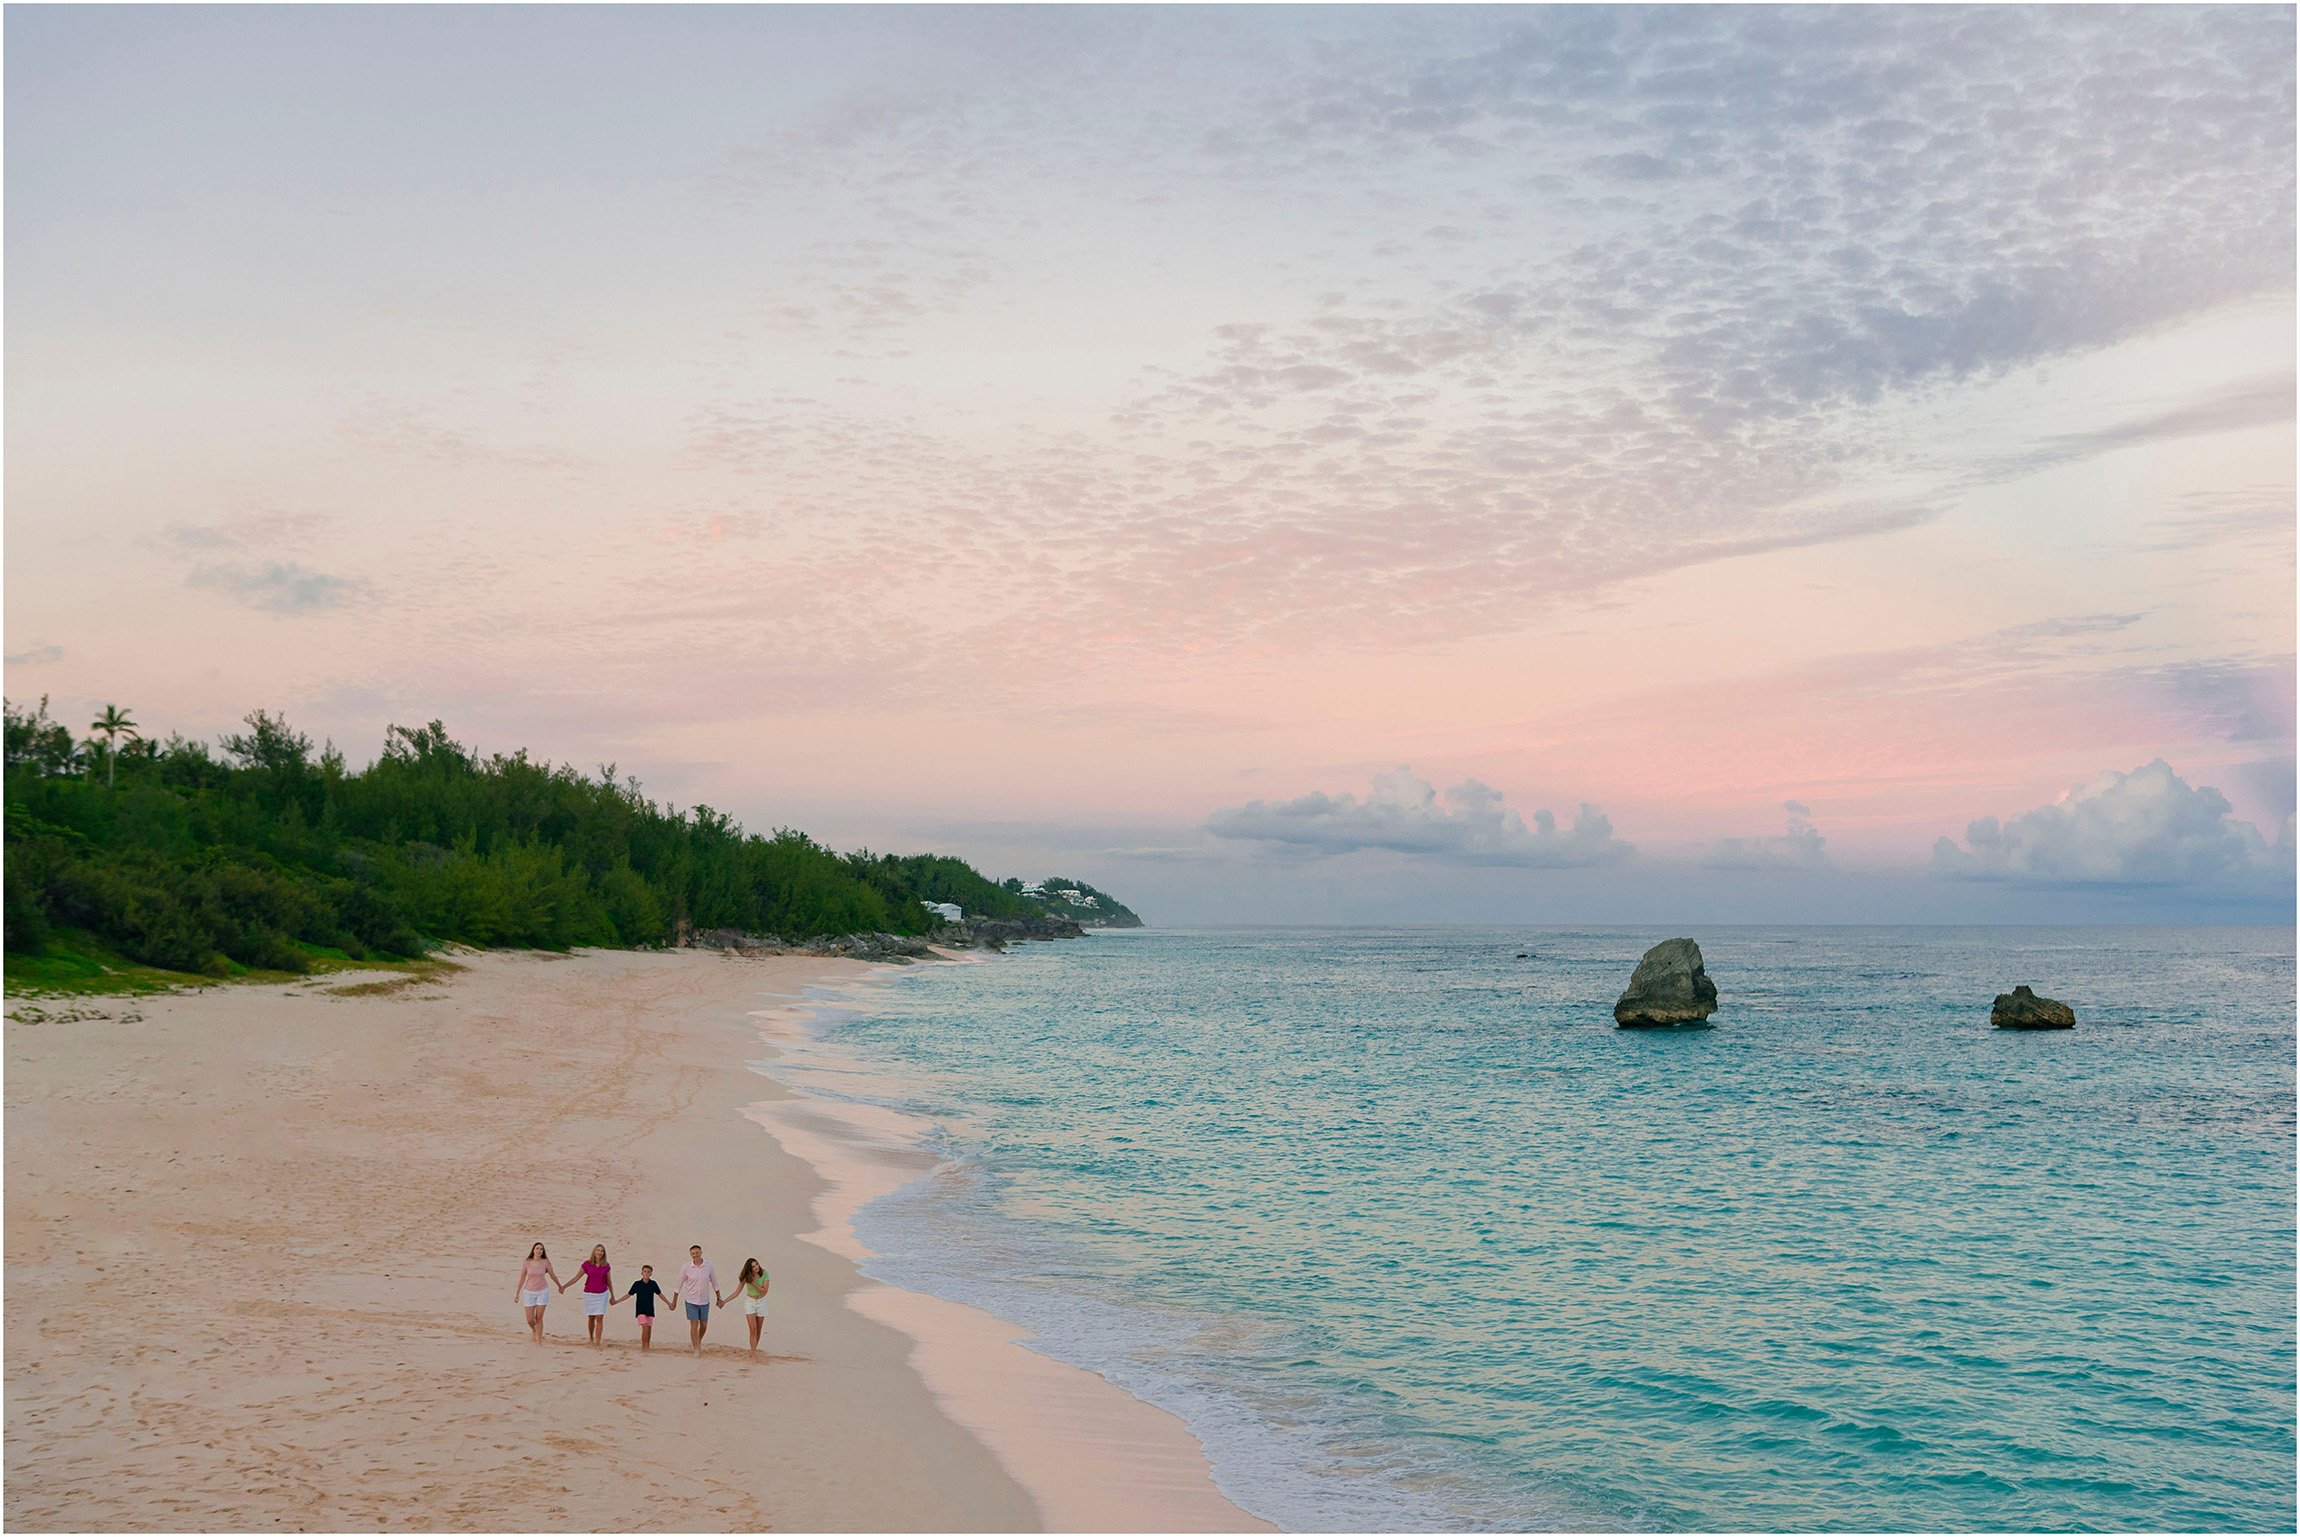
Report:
3,947,1263,1531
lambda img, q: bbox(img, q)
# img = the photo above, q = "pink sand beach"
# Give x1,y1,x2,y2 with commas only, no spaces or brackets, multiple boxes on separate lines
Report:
4,947,1267,1531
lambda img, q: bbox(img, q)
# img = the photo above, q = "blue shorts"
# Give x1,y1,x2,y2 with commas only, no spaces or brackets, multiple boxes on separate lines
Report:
684,1300,709,1322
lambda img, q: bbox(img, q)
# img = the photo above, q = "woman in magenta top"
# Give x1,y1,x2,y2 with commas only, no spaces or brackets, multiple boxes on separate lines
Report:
565,1244,614,1346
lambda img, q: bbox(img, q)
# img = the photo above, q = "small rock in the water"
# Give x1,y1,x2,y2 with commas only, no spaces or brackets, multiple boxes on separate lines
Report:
1515,952,1530,959
1992,985,2075,1030
1614,938,1719,1028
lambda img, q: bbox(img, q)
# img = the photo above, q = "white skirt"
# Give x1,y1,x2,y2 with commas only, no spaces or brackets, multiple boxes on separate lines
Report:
584,1290,609,1316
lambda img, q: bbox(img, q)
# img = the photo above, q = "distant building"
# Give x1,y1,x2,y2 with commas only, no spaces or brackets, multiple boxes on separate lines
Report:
1058,888,1086,902
921,900,962,923
1021,882,1046,897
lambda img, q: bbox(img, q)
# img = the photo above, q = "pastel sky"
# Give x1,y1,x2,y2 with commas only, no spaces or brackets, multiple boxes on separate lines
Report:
7,5,2294,923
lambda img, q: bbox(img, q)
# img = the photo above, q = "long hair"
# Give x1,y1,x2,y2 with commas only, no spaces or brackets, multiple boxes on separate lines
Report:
739,1257,762,1286
589,1244,608,1266
529,1242,548,1260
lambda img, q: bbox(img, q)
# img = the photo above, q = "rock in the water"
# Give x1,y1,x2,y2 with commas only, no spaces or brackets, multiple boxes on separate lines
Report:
1614,938,1719,1028
1991,985,2075,1029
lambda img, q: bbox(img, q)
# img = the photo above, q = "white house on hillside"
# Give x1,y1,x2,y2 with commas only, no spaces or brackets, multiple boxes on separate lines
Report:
921,900,962,923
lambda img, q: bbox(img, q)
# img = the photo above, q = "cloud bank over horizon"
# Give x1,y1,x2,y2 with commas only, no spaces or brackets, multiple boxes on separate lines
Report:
1208,769,1631,868
1201,760,2292,903
1706,803,1830,872
1933,759,2294,898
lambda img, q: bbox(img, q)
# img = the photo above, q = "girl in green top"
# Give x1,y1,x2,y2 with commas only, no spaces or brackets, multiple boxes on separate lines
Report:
715,1257,771,1354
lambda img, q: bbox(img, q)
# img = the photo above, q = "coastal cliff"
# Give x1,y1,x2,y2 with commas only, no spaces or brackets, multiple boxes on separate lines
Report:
1001,875,1145,929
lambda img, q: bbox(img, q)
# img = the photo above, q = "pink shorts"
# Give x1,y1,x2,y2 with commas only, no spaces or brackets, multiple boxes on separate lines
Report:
637,1314,652,1327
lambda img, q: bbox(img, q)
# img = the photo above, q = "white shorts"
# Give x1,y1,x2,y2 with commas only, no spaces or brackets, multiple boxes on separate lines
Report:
520,1289,550,1308
744,1297,769,1318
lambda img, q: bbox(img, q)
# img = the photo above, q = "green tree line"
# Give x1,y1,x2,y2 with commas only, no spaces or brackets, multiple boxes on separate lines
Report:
4,697,1046,979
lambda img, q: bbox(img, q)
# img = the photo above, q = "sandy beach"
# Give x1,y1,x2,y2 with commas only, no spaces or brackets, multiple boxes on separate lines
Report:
3,947,1266,1532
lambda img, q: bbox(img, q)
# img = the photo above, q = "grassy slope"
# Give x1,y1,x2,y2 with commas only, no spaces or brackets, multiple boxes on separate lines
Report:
4,928,462,1001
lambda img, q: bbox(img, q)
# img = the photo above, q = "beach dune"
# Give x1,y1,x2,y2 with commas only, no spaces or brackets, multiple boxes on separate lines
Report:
3,948,1263,1532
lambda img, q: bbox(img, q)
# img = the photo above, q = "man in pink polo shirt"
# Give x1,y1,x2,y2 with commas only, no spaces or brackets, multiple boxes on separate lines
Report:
677,1244,718,1356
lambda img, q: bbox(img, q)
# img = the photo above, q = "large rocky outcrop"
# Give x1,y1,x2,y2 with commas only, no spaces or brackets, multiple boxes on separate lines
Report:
938,913,1087,951
690,928,939,962
690,927,776,952
1991,985,2075,1030
683,911,1087,963
1614,938,1719,1028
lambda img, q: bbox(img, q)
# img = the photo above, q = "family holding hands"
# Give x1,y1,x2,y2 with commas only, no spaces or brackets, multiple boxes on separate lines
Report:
516,1241,772,1357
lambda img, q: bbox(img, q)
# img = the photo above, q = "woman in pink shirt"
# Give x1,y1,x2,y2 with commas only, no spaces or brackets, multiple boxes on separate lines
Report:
513,1242,561,1344
567,1244,614,1346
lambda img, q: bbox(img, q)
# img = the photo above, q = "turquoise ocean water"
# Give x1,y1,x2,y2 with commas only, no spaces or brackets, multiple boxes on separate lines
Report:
784,927,2295,1531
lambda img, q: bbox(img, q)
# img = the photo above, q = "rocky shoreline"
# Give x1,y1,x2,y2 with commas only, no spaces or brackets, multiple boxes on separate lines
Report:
684,910,1089,963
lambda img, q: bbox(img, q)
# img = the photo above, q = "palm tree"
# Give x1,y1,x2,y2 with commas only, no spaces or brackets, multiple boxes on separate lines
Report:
89,704,137,788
